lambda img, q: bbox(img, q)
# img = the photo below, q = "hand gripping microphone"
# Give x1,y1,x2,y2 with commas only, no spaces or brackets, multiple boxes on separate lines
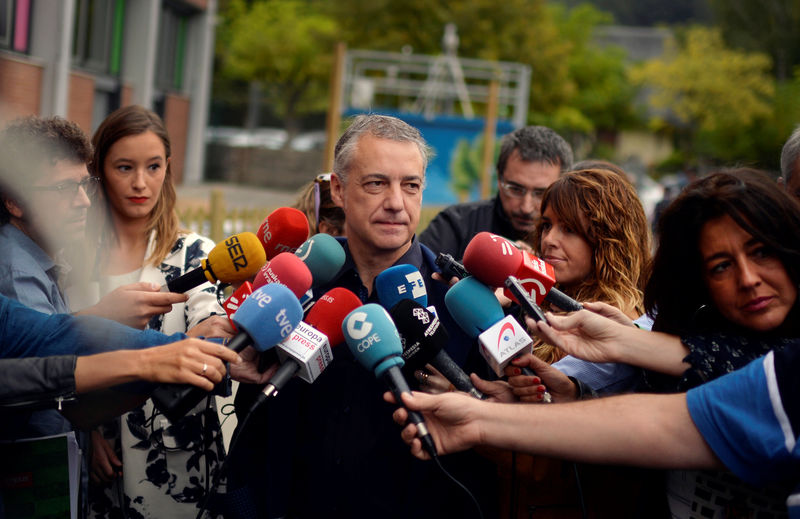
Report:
257,207,310,260
252,287,362,407
293,233,346,287
162,232,266,293
343,304,438,458
445,276,534,377
463,232,582,312
151,283,303,422
390,299,486,400
252,252,313,298
375,264,428,310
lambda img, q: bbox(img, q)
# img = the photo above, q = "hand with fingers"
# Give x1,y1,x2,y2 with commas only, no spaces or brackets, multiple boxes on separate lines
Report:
525,310,627,364
80,281,189,329
90,430,122,485
137,338,241,391
505,354,578,403
186,315,235,339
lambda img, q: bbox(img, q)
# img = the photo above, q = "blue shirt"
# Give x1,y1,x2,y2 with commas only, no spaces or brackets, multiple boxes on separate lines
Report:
687,348,800,517
0,224,70,314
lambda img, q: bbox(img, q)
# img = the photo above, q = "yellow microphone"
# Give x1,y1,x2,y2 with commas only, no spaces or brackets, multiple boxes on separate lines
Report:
162,232,267,293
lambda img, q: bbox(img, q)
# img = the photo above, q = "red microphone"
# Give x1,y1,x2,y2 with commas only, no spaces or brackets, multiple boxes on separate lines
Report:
463,232,556,305
252,252,313,298
222,281,254,331
253,287,361,404
257,207,310,260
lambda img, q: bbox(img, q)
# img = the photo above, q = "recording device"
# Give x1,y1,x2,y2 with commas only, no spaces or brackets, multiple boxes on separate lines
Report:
390,299,485,400
462,232,582,312
162,232,266,293
445,276,533,377
294,233,346,287
252,252,313,298
343,304,438,458
375,264,428,310
505,276,547,323
257,207,310,260
251,288,362,408
151,283,303,422
434,252,469,280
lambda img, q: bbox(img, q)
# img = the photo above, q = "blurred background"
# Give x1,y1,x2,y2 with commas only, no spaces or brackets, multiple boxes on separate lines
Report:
2,0,798,232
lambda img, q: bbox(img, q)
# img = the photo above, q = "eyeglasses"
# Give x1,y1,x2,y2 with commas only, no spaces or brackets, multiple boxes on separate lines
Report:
499,181,546,200
314,173,332,228
31,176,100,198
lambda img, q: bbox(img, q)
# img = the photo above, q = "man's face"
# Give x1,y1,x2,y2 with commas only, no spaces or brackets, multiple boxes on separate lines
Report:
497,149,561,234
331,134,424,258
27,160,92,250
786,159,800,202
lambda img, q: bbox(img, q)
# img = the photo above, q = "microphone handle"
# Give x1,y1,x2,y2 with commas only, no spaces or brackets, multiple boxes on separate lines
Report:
518,364,553,404
431,350,486,400
544,288,583,312
164,267,209,293
382,366,438,457
249,361,300,413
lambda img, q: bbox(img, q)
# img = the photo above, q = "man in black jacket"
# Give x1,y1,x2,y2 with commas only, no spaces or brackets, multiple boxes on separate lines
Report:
420,126,572,259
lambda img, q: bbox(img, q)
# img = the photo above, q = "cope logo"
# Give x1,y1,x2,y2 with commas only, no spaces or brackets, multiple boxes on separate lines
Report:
497,322,516,352
346,312,381,352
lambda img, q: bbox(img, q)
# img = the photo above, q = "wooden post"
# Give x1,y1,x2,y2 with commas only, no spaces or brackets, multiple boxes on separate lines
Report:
480,79,499,200
210,188,225,242
323,42,347,172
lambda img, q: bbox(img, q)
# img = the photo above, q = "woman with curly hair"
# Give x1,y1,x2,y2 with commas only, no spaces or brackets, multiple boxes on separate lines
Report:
529,167,651,364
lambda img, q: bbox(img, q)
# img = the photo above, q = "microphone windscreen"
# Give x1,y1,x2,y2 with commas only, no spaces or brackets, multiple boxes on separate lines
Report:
206,232,267,283
232,283,303,351
504,251,557,305
257,207,310,260
444,276,505,338
463,232,523,287
342,303,403,378
306,287,362,346
252,252,313,298
375,264,427,310
294,233,346,286
390,299,448,373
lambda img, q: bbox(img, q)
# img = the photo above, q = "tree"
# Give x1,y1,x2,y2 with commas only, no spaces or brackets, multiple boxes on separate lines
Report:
631,27,774,163
216,0,339,142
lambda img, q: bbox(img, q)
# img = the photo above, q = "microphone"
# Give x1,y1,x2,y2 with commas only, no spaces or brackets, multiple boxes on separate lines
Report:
444,276,533,377
390,299,486,400
163,232,266,293
375,264,428,310
343,304,438,458
463,232,582,311
252,252,313,298
222,281,253,331
151,283,303,422
257,207,310,260
293,233,346,287
254,287,362,404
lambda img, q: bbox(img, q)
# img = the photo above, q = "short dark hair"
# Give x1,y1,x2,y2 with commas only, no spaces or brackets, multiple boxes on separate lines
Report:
496,126,573,178
646,168,800,336
0,116,92,224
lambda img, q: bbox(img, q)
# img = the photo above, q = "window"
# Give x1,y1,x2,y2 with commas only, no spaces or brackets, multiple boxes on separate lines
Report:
155,3,191,92
0,0,32,53
72,0,123,75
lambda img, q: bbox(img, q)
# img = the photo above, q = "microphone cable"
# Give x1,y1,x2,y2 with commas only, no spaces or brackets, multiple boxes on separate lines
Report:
431,451,485,519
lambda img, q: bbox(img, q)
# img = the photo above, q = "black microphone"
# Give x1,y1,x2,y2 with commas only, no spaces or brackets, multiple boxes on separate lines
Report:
390,299,486,400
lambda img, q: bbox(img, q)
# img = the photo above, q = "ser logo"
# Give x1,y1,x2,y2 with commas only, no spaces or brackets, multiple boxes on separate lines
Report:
224,235,248,271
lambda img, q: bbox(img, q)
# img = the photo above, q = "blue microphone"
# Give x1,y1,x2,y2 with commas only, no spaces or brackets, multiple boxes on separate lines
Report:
445,276,534,377
152,283,303,422
294,233,346,287
375,264,427,310
342,304,438,457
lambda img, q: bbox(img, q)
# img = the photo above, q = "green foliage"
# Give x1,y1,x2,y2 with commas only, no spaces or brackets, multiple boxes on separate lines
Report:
449,134,500,197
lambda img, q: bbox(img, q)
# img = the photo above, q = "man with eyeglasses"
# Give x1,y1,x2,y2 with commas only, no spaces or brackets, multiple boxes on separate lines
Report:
421,126,573,260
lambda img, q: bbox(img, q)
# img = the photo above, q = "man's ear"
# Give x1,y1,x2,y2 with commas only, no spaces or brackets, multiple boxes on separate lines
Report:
4,197,23,219
330,173,344,208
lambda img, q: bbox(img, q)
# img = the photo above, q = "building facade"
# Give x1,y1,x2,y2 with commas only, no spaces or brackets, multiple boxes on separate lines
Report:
0,0,216,183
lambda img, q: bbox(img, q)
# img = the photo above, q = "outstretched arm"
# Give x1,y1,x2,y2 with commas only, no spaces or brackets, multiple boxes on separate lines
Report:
387,390,720,470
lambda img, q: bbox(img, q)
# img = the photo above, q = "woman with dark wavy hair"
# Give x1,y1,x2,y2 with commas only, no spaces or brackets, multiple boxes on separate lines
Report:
525,168,800,517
